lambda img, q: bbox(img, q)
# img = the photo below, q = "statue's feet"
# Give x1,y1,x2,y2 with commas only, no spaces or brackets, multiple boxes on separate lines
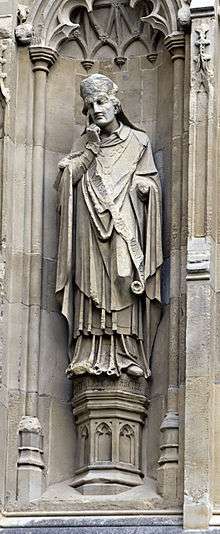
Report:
66,361,93,376
127,365,144,377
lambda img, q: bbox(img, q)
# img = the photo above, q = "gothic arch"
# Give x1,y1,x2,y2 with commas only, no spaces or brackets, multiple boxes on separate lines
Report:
27,0,184,53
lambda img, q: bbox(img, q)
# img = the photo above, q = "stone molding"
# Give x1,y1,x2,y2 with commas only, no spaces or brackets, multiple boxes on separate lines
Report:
164,31,185,59
190,0,215,19
0,515,184,531
187,237,210,280
158,411,179,465
29,45,58,72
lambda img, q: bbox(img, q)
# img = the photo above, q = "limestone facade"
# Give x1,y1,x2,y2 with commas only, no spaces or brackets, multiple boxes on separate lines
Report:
0,0,219,530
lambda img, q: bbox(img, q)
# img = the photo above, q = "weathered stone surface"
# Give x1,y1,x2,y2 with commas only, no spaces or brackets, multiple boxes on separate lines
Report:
0,0,219,528
0,515,183,531
71,375,148,494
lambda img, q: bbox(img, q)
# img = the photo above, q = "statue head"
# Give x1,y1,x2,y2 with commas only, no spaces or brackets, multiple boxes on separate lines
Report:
80,74,121,129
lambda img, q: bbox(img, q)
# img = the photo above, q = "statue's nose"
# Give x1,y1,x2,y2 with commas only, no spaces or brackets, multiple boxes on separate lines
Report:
93,102,101,113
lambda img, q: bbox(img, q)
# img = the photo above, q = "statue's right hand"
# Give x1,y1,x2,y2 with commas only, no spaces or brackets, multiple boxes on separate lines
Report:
86,124,101,146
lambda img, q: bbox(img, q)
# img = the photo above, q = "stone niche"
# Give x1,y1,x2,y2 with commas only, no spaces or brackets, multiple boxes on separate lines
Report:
40,1,173,502
9,0,186,515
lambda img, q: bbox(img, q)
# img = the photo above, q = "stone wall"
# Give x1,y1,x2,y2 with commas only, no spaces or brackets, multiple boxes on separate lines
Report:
1,0,220,530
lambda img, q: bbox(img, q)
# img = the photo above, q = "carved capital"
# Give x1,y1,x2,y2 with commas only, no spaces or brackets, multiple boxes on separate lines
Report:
29,45,58,73
164,31,185,61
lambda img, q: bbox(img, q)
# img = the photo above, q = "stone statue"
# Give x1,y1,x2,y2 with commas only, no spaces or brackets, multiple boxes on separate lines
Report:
55,73,163,380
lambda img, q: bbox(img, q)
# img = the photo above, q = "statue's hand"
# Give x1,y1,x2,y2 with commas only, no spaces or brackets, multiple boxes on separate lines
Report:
58,155,71,170
86,124,101,154
137,182,150,201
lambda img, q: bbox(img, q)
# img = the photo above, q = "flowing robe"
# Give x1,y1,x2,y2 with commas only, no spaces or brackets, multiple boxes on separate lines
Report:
55,124,163,377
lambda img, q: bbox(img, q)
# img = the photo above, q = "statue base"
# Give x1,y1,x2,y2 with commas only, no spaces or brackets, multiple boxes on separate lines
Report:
71,374,148,495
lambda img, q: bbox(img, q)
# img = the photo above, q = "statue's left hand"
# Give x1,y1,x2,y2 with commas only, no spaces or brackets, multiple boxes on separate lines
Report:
58,156,71,170
137,182,150,200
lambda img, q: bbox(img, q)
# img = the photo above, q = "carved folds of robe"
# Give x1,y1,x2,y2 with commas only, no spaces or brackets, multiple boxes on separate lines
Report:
55,123,163,378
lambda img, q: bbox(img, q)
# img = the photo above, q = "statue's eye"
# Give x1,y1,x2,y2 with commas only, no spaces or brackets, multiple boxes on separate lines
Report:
97,99,103,105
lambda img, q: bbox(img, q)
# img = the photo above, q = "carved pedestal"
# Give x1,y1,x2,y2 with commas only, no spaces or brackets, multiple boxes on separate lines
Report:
71,374,148,495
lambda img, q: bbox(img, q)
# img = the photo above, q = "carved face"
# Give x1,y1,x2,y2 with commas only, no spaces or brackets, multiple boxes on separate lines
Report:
85,92,117,128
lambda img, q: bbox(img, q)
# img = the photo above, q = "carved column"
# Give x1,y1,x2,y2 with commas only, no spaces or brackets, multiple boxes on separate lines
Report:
157,32,185,501
72,375,148,495
16,46,58,502
184,0,215,529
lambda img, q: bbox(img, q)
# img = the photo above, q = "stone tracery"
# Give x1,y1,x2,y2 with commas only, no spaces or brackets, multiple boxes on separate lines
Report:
27,0,186,54
64,0,162,68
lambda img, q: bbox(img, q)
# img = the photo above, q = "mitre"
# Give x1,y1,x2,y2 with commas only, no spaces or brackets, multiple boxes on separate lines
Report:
80,73,144,132
80,73,118,103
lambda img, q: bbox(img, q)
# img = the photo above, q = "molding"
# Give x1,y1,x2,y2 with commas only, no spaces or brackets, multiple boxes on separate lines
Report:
186,237,210,281
1,511,183,519
158,410,179,466
164,31,185,59
190,0,215,19
29,45,58,72
0,513,183,531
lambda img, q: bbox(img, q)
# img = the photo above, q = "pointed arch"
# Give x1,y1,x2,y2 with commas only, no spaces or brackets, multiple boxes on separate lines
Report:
27,0,182,52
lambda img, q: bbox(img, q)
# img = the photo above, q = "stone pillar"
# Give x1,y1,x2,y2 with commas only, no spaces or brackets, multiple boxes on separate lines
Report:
26,45,58,417
16,46,58,503
157,32,185,502
183,0,215,529
71,375,148,495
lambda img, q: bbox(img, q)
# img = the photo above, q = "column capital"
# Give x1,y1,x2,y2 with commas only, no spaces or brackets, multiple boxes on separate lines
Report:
29,46,58,73
164,31,185,60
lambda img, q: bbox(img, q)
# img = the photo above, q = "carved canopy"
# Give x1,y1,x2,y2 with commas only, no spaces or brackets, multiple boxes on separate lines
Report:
27,0,185,56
